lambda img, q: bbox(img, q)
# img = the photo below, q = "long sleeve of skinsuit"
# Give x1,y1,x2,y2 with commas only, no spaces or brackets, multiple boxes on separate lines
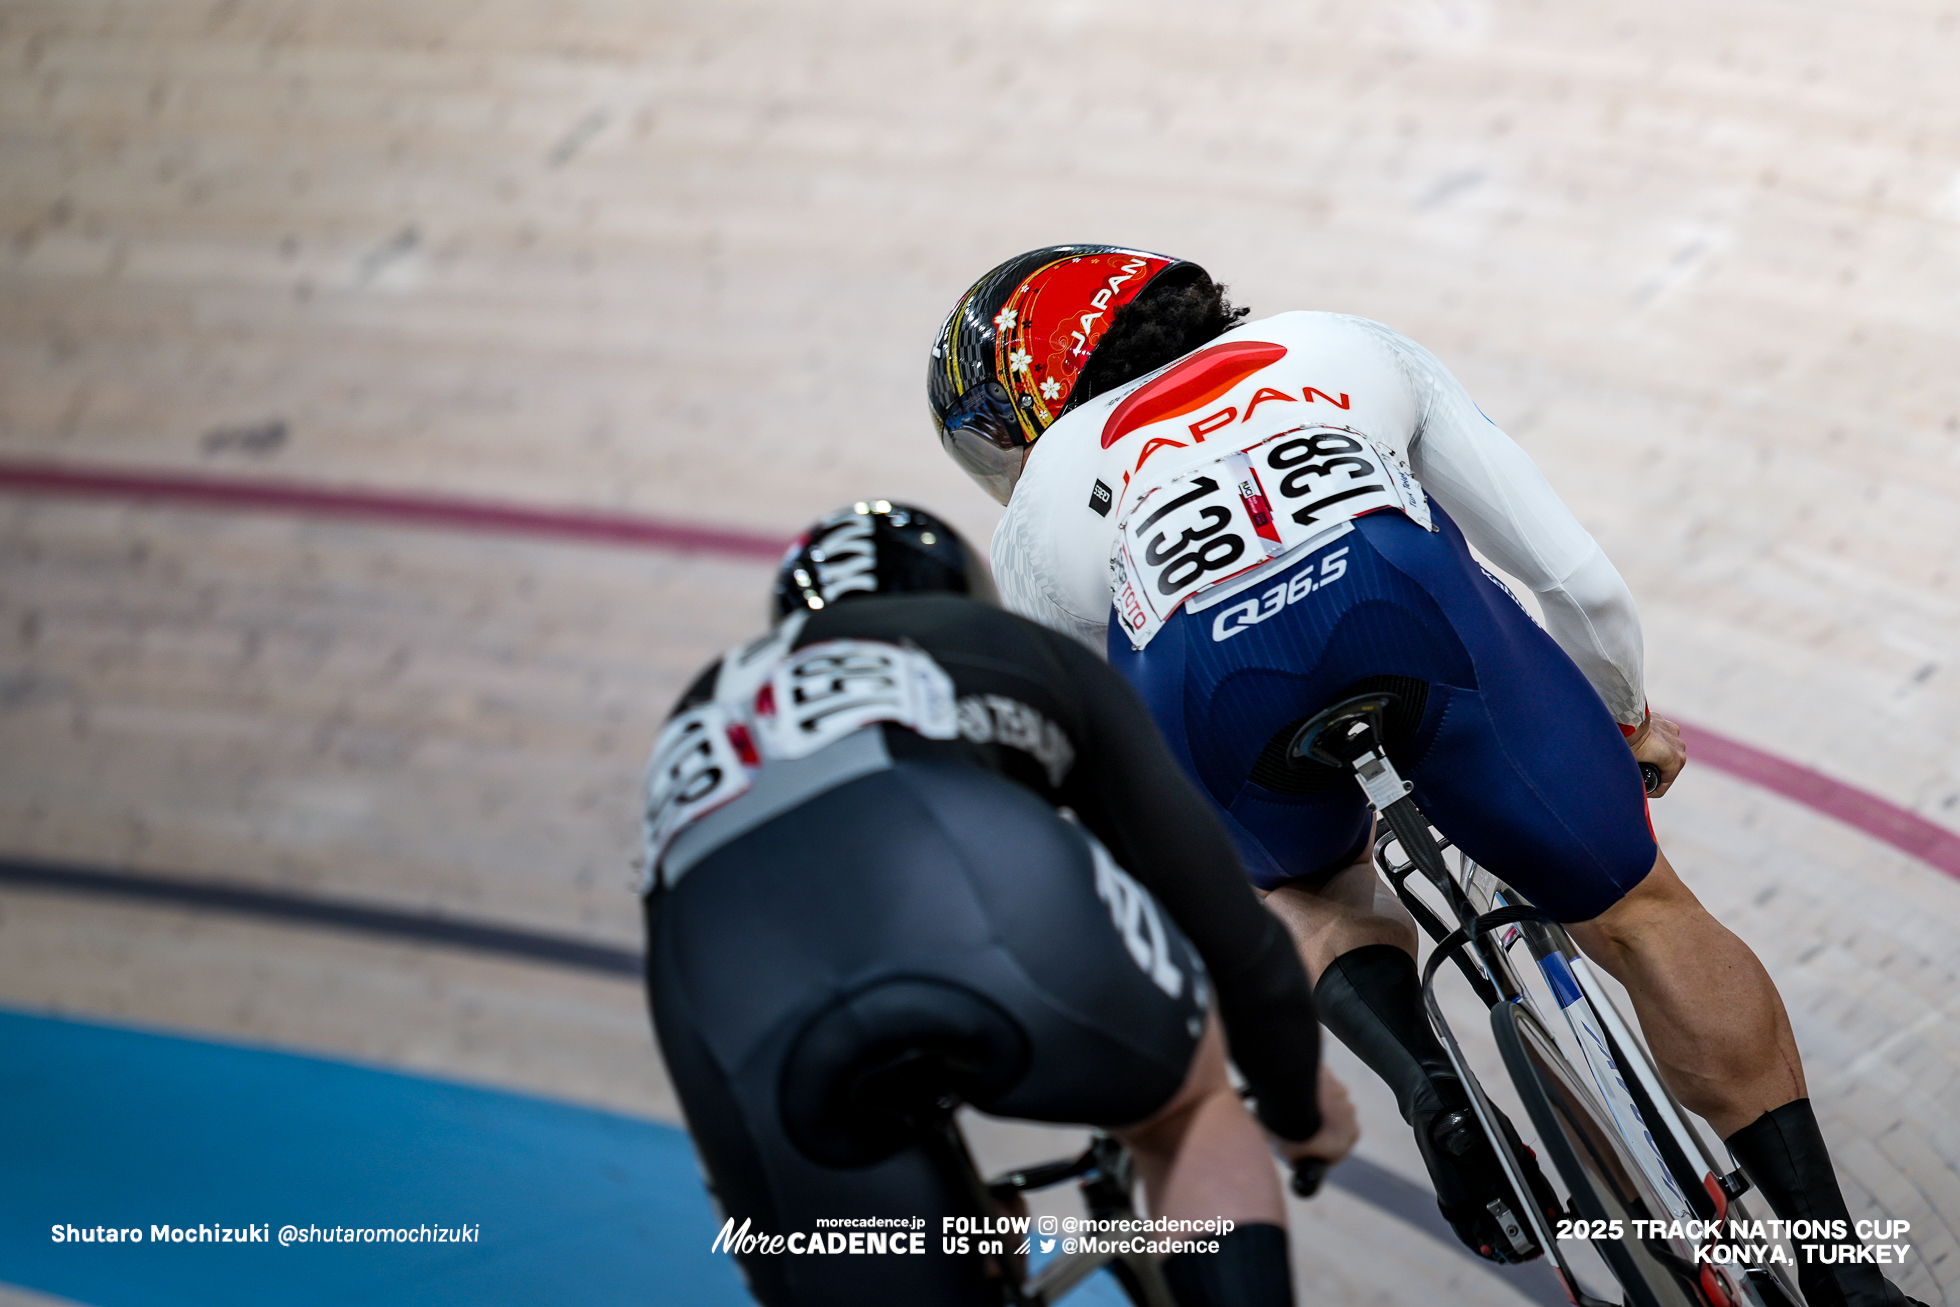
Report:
1352,319,1649,727
1040,626,1324,1142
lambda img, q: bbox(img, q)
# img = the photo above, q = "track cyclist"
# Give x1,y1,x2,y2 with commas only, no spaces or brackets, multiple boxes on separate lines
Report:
927,246,1924,1307
640,500,1358,1307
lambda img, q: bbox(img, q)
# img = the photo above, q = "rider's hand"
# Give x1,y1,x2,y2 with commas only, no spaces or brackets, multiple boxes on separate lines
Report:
1273,1066,1360,1167
1627,714,1687,796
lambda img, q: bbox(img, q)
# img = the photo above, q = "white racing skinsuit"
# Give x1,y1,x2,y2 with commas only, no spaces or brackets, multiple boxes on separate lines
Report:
988,310,1648,730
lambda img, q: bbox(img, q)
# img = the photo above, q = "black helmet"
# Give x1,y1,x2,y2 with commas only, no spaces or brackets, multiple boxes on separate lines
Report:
928,245,1203,504
772,500,997,619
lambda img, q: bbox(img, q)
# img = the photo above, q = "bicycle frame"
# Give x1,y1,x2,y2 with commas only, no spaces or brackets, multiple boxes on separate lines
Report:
1456,860,1701,1224
1296,691,1802,1307
1470,871,1803,1307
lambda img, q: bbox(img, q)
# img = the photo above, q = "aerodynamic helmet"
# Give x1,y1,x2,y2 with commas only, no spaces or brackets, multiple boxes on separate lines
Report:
772,500,997,620
928,245,1203,503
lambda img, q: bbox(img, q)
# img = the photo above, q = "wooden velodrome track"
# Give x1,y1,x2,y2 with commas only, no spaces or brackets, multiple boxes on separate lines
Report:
2,1,1957,1303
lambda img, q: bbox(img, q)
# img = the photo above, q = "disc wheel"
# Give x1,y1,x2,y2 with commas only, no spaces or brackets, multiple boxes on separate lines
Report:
1493,1001,1707,1307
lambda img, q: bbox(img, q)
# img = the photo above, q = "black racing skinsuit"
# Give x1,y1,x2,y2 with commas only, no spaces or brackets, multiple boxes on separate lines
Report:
645,595,1320,1307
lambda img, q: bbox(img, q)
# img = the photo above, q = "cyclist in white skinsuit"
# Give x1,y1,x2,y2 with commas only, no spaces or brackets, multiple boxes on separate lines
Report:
991,309,1643,726
928,244,1923,1307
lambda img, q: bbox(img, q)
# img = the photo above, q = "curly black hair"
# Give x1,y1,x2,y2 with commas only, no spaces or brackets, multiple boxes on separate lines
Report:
1071,270,1250,407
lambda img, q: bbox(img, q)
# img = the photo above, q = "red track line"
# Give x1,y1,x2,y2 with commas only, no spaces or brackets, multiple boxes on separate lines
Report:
1673,721,1960,881
4,455,1957,884
0,456,792,562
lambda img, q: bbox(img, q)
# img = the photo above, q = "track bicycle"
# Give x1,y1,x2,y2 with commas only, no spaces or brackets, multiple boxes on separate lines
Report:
1290,690,1809,1307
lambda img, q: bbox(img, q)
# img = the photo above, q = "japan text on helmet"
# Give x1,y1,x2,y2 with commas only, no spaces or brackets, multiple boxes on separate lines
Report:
772,500,998,619
928,245,1202,504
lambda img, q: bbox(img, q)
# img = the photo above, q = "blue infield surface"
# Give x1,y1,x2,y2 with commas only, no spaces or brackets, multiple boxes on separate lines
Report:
1,1008,1133,1306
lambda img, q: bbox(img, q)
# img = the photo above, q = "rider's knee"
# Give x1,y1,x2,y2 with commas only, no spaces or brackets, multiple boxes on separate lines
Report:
1265,872,1420,976
1566,850,1720,979
1574,849,1699,931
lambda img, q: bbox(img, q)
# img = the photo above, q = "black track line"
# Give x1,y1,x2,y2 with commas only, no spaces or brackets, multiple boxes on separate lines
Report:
0,854,1568,1304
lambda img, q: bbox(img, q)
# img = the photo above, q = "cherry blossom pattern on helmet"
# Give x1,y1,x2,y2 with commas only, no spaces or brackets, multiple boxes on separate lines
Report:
928,246,1198,503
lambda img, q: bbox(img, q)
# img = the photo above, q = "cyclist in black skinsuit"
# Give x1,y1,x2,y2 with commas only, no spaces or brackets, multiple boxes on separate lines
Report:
641,502,1355,1307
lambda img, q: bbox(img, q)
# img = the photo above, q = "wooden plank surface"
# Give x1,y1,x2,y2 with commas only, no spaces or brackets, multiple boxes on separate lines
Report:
2,1,1957,1302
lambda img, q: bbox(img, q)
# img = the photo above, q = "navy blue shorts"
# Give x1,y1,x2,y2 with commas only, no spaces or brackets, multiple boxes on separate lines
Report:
1107,504,1655,923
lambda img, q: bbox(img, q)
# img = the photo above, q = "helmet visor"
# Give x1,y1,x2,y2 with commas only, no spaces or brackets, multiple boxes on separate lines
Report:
937,381,1029,505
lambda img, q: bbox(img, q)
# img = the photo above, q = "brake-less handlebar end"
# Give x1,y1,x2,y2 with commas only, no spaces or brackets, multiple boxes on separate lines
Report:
1290,1159,1328,1198
1639,762,1662,797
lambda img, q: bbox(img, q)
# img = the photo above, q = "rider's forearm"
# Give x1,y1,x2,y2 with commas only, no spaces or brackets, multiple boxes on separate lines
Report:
1051,631,1326,1137
1213,921,1325,1142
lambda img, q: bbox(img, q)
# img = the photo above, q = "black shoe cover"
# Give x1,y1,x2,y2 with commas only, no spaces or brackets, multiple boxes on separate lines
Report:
1725,1101,1924,1307
1416,1098,1560,1264
1315,945,1560,1264
1161,1222,1293,1307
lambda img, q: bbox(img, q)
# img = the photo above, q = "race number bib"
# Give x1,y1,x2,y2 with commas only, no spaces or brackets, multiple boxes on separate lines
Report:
750,639,959,761
640,702,755,888
1111,426,1432,649
639,637,960,888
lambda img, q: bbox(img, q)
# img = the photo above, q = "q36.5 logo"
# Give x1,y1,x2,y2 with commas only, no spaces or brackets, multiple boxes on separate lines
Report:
1210,548,1349,643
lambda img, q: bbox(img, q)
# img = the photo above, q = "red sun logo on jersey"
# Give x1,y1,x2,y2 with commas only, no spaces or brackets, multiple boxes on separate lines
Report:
1100,341,1288,448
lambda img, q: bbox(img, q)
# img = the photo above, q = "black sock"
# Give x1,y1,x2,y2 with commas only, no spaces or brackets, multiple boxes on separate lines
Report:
1313,944,1462,1124
1725,1100,1903,1307
1161,1222,1293,1307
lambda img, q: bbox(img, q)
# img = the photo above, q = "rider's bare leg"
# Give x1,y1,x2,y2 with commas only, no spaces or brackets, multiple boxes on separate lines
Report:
1113,1015,1285,1228
1260,835,1418,978
1114,1016,1297,1306
1563,847,1803,1136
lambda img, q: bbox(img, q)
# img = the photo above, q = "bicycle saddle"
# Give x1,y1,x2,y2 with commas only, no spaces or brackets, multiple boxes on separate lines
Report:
780,977,1030,1168
1286,691,1403,769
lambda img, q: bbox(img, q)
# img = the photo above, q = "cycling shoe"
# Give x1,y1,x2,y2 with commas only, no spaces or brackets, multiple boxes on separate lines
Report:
1415,1100,1560,1264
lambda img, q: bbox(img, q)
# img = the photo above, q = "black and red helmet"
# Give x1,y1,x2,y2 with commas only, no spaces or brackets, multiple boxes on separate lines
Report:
929,245,1202,503
772,500,997,620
